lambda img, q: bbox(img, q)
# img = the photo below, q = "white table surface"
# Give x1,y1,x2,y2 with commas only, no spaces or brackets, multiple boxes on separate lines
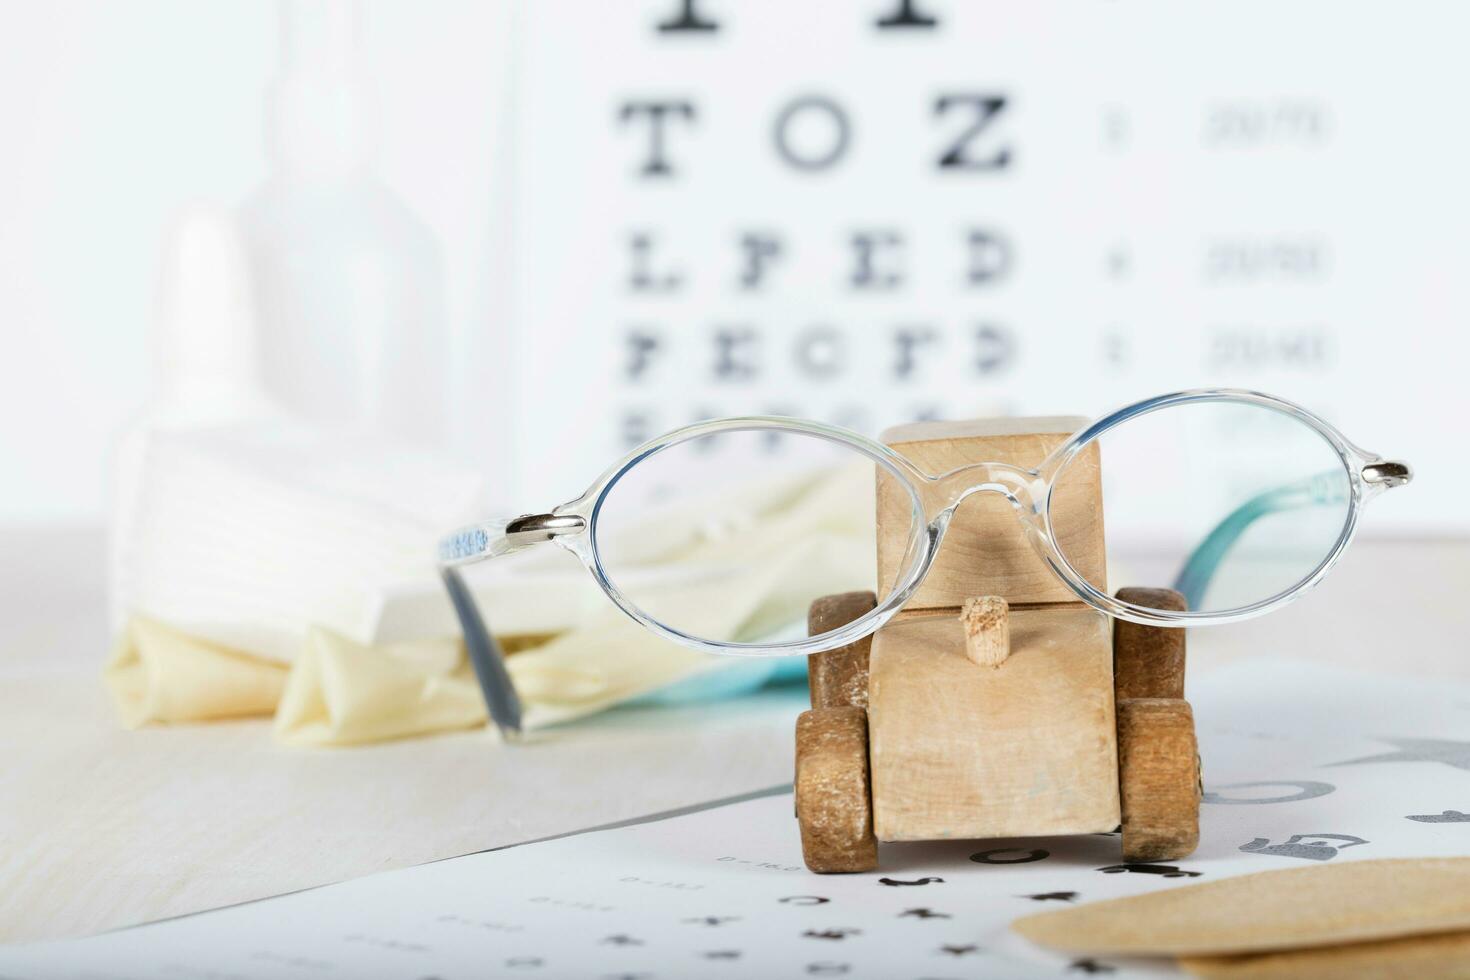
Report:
2,528,1465,944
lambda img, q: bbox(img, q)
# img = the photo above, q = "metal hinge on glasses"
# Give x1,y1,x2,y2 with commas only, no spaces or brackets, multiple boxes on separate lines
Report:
504,513,585,544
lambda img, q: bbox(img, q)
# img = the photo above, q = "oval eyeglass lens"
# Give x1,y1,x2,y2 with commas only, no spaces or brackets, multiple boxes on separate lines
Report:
592,428,922,649
1051,399,1352,614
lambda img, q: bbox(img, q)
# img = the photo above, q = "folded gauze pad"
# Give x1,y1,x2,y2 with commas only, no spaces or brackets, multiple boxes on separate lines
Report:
1012,858,1470,957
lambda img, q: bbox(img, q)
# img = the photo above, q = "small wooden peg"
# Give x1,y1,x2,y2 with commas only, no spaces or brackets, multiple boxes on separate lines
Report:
959,596,1010,667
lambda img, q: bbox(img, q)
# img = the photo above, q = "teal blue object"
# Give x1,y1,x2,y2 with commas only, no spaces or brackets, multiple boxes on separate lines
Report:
630,656,809,705
1172,471,1346,609
1173,489,1287,609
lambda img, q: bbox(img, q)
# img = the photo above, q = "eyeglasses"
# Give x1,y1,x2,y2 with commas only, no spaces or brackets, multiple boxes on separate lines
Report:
440,389,1410,737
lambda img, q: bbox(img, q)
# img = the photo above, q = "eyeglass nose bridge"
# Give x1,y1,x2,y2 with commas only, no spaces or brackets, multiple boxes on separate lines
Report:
924,461,1046,526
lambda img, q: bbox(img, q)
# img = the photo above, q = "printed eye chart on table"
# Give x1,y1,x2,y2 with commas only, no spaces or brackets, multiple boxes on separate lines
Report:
7,660,1469,979
492,0,1470,530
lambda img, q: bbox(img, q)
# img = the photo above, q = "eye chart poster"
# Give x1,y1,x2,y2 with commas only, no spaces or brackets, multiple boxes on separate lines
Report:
6,660,1470,978
492,1,1470,531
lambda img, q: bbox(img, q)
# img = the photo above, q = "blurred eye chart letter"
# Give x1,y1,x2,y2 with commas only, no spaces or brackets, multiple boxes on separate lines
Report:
494,1,1469,530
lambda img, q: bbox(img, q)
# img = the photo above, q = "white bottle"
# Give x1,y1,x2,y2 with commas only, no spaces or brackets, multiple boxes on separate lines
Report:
109,204,277,630
241,0,447,447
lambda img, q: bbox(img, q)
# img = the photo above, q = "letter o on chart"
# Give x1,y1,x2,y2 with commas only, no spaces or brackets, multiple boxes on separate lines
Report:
970,847,1050,864
796,328,844,379
1202,781,1336,805
774,96,851,171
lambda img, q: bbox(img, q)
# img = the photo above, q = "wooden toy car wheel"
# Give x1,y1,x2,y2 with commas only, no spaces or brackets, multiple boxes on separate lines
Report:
807,591,877,710
795,706,878,873
1113,587,1188,700
1117,698,1201,863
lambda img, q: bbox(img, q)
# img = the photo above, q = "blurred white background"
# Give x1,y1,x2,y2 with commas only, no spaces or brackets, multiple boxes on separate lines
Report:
0,0,512,523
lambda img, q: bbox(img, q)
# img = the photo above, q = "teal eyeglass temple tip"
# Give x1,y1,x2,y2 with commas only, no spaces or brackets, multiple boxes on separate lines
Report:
1172,471,1351,610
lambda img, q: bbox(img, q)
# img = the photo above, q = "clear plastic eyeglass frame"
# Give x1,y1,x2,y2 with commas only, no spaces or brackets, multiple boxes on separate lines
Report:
439,388,1411,737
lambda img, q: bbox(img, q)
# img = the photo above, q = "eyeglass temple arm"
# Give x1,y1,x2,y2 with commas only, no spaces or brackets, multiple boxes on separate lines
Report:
1172,460,1410,608
1172,486,1306,609
437,513,586,741
441,565,523,740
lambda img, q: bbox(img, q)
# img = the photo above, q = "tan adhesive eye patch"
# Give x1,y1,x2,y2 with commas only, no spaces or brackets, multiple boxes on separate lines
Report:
1179,929,1470,980
1012,857,1470,957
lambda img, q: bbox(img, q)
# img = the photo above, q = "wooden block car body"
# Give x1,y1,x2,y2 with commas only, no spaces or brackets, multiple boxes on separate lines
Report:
869,606,1119,842
794,417,1200,873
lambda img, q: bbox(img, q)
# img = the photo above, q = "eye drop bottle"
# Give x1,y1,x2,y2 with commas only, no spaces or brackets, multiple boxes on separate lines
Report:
109,204,277,631
240,0,447,447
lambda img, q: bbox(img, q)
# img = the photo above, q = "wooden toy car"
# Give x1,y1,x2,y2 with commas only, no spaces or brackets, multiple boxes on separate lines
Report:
794,417,1201,873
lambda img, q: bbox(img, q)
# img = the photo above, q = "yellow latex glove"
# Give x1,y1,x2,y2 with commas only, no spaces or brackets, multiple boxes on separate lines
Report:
105,616,287,727
273,628,487,746
265,521,872,743
106,463,875,744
